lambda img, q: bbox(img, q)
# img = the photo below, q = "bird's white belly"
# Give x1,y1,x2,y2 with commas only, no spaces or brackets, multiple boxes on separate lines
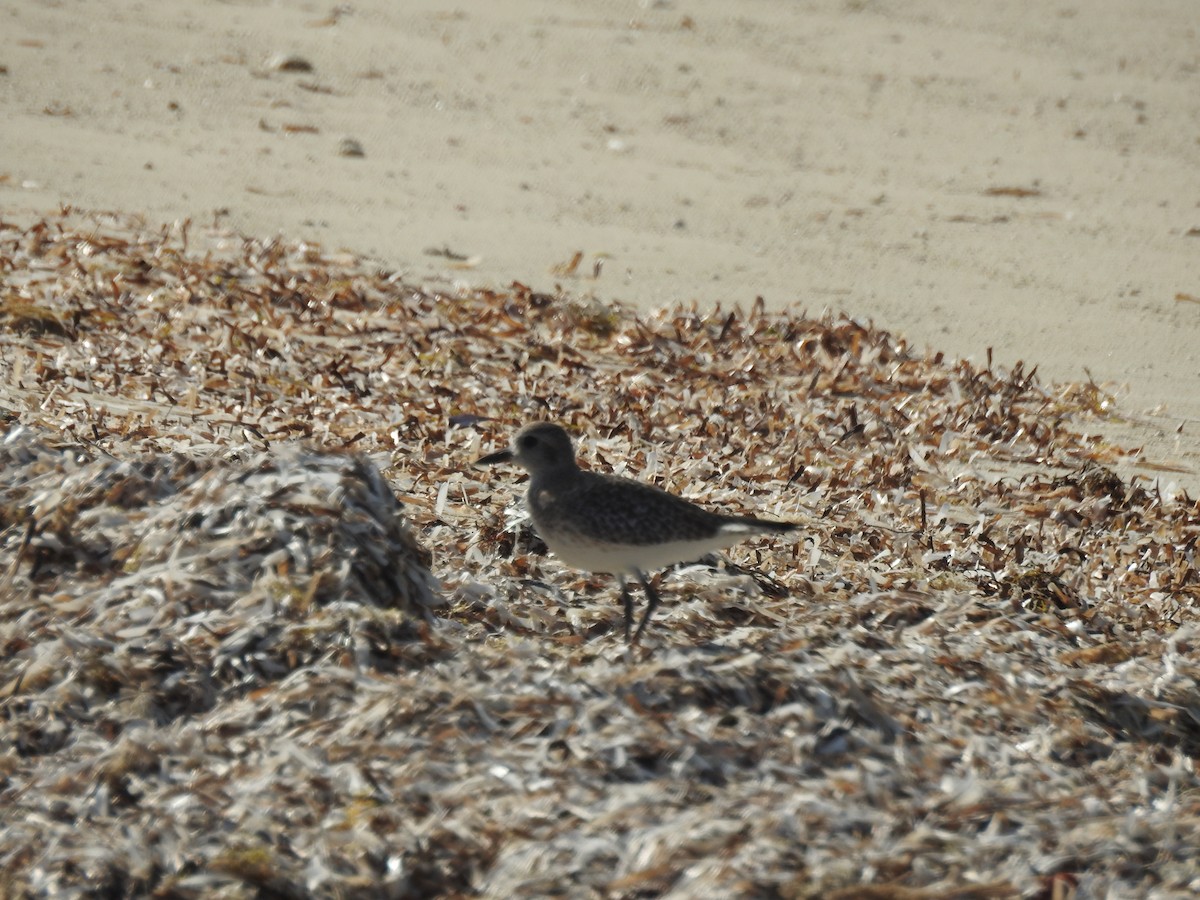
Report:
542,532,752,575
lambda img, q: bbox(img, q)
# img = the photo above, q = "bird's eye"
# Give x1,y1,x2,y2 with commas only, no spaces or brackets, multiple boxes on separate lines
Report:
518,434,538,450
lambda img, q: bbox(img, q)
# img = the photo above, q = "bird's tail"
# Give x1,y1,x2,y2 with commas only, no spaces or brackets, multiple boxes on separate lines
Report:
722,516,798,535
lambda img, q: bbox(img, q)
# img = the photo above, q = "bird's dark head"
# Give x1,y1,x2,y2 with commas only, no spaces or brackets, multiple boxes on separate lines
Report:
475,422,579,475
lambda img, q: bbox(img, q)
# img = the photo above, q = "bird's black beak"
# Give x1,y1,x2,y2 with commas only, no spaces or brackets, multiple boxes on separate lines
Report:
474,448,513,466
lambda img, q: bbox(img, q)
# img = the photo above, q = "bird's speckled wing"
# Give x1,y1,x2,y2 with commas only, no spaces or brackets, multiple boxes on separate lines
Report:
531,471,734,545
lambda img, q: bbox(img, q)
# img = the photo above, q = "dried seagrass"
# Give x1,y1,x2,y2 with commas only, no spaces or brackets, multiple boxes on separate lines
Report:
0,210,1198,898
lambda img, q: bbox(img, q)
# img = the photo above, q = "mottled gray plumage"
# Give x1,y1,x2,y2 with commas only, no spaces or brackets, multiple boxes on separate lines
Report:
476,422,797,646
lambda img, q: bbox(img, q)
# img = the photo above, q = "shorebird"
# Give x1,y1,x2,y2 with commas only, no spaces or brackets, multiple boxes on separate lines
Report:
475,422,797,646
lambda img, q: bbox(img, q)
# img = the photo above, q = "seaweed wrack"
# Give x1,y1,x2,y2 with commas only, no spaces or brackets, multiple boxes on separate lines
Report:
1,210,1199,897
0,422,442,709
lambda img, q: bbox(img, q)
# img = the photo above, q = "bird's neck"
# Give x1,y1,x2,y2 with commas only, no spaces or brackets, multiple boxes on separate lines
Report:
528,463,578,492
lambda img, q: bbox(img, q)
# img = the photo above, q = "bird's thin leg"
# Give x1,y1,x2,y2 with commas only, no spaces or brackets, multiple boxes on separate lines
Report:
618,575,634,642
631,569,660,647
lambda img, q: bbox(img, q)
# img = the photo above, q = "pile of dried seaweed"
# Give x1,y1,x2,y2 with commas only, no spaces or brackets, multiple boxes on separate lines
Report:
1,211,1198,898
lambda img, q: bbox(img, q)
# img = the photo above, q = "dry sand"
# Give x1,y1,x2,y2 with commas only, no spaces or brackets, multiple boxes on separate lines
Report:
3,0,1199,486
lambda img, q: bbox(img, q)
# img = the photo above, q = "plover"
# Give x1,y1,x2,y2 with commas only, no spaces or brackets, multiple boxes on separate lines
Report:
475,422,797,646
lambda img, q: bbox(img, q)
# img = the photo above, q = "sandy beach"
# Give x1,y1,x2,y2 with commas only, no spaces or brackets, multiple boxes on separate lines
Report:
5,1,1199,487
4,4,1200,894
4,1,1200,468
